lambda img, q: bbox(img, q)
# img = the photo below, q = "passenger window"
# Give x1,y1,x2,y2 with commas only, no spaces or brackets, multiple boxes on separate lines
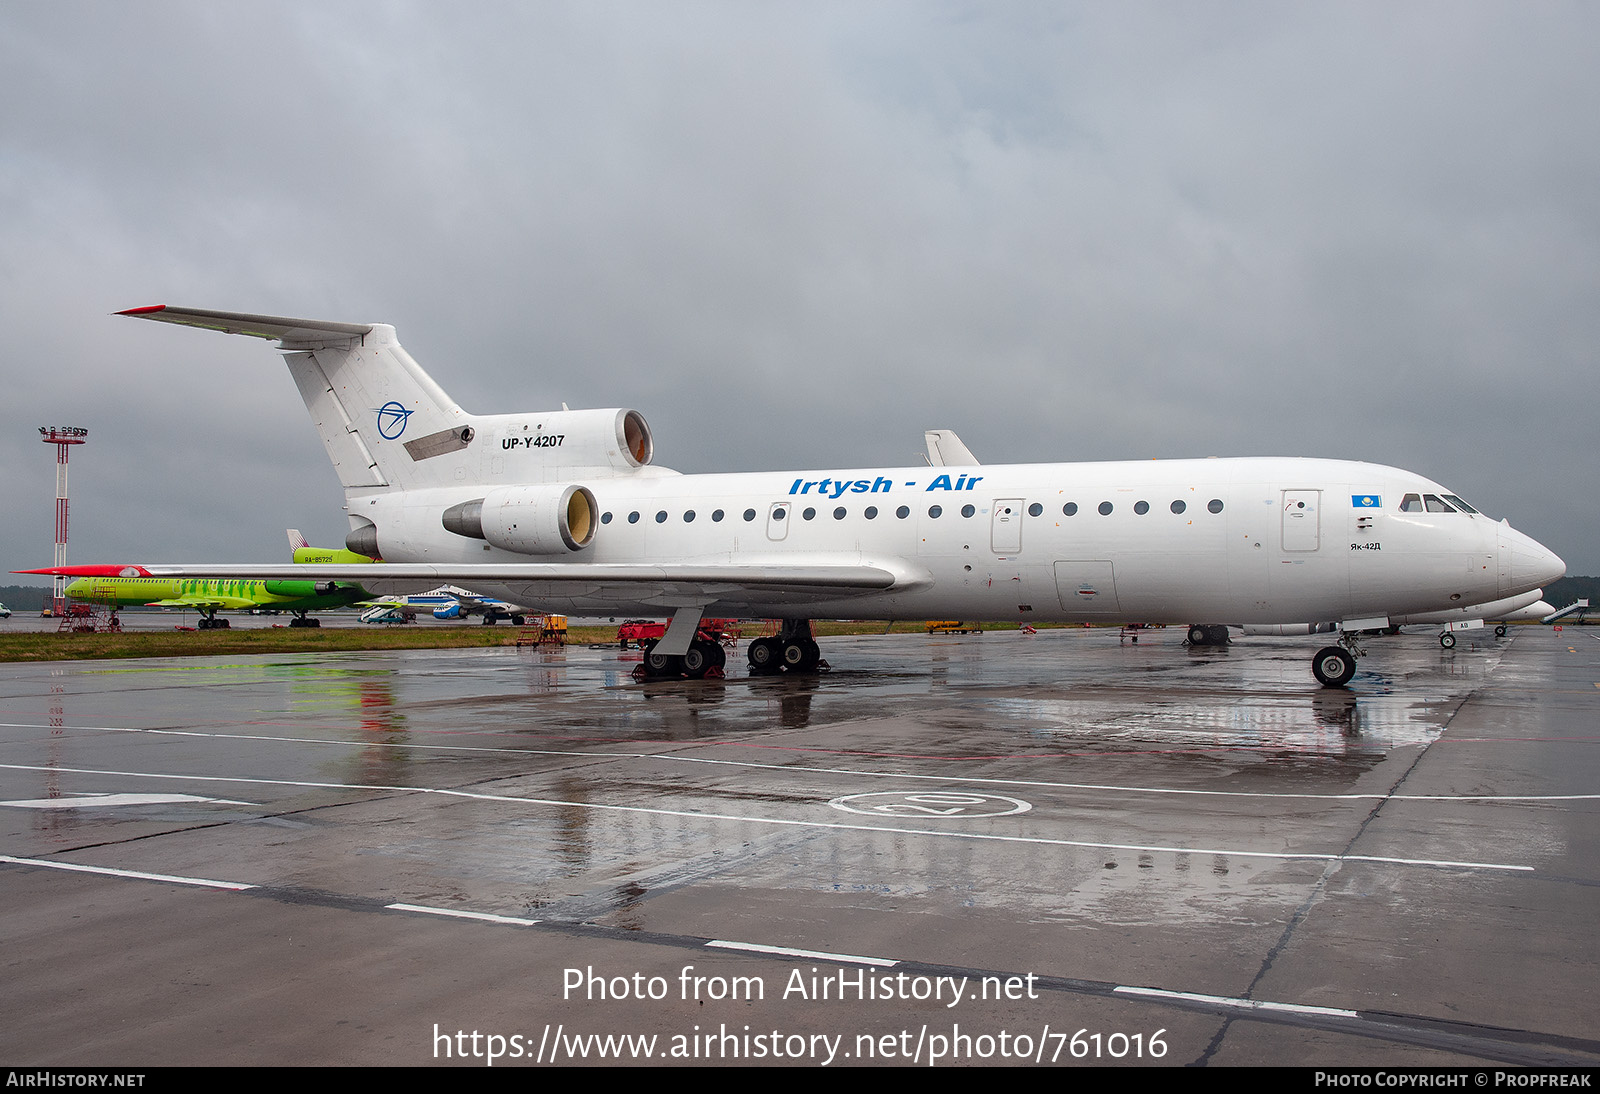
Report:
833,507,846,520
1208,499,1224,513
1400,494,1422,513
628,512,640,524
928,505,943,518
601,512,613,525
684,510,695,522
1170,500,1185,514
865,506,878,519
1098,502,1113,515
961,504,975,517
1134,501,1149,515
803,507,816,520
1424,494,1456,513
712,509,724,522
1028,503,1042,516
896,506,910,519
1063,503,1078,516
655,511,667,523
743,508,756,521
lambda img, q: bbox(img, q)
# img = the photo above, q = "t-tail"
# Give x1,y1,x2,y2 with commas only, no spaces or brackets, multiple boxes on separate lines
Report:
121,306,660,558
120,306,470,493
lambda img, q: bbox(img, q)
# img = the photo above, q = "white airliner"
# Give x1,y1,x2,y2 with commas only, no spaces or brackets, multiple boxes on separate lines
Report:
360,585,535,625
29,306,1566,687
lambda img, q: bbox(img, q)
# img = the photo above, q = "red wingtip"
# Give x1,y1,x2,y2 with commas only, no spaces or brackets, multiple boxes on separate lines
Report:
116,305,167,316
14,565,152,577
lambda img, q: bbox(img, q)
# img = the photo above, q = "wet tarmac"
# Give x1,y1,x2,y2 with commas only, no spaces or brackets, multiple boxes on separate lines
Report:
2,625,1597,1066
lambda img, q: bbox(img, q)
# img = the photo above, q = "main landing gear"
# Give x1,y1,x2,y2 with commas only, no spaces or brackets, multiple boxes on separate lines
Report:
287,612,321,628
633,607,730,680
1185,624,1230,646
197,612,230,630
746,619,824,675
639,636,727,680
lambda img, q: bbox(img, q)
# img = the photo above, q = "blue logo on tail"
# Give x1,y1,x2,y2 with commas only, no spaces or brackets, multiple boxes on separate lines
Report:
376,402,413,439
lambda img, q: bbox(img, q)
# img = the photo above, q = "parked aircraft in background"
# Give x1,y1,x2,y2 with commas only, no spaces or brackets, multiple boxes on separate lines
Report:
1237,589,1556,647
61,572,368,628
1391,589,1555,647
25,305,1566,686
359,585,534,625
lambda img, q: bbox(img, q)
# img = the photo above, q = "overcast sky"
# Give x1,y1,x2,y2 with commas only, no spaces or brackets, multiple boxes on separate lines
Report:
2,1,1595,578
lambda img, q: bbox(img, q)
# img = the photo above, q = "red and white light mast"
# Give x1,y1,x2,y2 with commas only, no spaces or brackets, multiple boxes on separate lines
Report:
38,426,89,617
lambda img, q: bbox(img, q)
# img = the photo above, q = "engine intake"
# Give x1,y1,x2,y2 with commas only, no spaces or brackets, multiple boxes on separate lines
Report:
443,484,598,554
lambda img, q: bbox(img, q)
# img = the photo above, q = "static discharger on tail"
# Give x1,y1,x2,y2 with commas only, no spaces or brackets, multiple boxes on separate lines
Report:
22,305,1567,687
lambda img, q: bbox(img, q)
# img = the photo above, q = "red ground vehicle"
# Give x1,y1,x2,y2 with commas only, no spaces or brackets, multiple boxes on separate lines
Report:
617,619,666,649
618,618,742,650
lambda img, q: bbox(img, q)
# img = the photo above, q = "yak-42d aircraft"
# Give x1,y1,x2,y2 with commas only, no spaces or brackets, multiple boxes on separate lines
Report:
25,305,1566,687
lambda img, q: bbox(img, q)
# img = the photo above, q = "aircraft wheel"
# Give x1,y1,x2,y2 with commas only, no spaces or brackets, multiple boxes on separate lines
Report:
748,637,782,674
1311,646,1357,688
1440,632,1456,649
307,617,320,628
215,618,230,629
682,641,712,678
782,638,821,672
1495,625,1507,637
1187,625,1208,645
1206,624,1229,645
511,615,526,626
645,650,683,678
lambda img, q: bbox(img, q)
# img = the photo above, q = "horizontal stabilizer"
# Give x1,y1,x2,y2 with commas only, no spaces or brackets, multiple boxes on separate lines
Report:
118,306,371,345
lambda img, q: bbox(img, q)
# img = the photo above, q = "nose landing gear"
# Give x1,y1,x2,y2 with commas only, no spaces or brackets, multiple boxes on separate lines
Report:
1311,646,1358,687
1312,630,1366,687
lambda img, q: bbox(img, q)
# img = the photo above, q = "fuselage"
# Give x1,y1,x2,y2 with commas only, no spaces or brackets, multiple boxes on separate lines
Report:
351,456,1563,625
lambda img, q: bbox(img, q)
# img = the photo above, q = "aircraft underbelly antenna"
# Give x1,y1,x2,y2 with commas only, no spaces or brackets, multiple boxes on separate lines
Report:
284,351,388,488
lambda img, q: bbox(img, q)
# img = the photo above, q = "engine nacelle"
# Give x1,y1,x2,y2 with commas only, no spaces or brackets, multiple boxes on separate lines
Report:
442,483,599,554
484,408,653,474
433,602,463,620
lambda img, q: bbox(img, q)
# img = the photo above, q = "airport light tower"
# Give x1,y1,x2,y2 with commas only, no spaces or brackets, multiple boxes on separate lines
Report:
38,427,89,617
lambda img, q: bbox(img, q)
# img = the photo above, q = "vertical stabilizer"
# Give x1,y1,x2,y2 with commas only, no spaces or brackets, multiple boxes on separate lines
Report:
120,306,474,491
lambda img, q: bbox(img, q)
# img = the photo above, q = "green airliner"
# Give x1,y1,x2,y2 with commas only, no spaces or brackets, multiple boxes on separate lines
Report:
65,534,375,629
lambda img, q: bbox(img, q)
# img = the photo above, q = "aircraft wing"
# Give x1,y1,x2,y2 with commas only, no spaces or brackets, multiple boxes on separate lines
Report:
24,560,921,610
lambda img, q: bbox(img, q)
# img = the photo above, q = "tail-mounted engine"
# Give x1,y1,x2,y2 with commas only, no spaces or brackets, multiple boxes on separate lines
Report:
489,408,653,474
442,484,599,554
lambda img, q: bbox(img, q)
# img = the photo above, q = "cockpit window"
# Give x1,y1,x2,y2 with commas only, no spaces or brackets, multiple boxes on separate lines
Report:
1442,494,1479,514
1423,494,1457,513
1400,493,1422,512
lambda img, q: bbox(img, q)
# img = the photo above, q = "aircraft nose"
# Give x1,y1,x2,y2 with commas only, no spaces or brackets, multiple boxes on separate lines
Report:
1502,526,1566,593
